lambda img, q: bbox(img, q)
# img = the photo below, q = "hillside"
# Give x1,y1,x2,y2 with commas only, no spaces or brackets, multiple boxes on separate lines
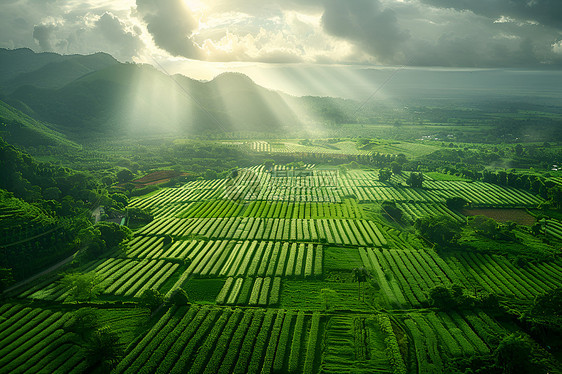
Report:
0,98,79,149
0,49,306,138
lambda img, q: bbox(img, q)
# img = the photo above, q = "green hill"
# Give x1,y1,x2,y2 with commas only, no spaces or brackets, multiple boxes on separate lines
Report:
0,98,79,149
1,52,118,93
9,64,302,138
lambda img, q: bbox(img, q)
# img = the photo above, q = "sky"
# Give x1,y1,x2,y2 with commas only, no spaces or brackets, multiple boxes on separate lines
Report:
1,0,562,86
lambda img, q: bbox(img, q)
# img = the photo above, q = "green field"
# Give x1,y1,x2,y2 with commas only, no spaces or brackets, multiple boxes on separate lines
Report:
6,160,562,373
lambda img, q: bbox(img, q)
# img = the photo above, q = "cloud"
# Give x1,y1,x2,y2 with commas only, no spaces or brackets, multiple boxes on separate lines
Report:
32,23,57,51
418,0,562,30
553,41,562,55
320,0,409,63
135,0,203,59
94,12,143,60
2,0,562,68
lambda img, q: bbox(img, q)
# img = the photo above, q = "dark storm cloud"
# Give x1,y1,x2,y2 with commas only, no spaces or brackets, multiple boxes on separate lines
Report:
419,0,562,29
320,0,409,63
136,0,203,59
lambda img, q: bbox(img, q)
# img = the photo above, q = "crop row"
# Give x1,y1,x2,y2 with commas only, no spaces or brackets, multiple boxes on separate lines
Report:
449,253,562,298
250,141,271,152
138,217,387,247
149,198,364,220
225,184,342,202
114,306,319,374
360,248,458,308
216,277,282,306
397,202,465,222
0,305,85,373
545,219,562,240
320,315,395,373
23,258,179,301
163,241,323,298
341,185,444,203
129,179,227,210
404,311,497,371
425,180,543,207
378,314,407,374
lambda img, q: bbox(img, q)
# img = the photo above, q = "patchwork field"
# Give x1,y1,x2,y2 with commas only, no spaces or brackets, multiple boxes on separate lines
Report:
6,164,561,373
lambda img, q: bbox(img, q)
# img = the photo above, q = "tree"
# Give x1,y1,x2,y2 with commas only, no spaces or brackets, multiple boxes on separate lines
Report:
415,215,462,248
469,215,499,238
96,222,131,249
61,272,101,302
43,186,61,200
390,161,402,174
66,308,99,339
495,334,531,374
446,196,469,210
406,172,424,188
532,288,562,317
139,289,164,311
116,169,134,183
127,207,153,224
352,267,370,300
169,288,189,306
84,326,123,372
378,168,392,182
428,285,455,309
163,234,173,246
514,144,524,156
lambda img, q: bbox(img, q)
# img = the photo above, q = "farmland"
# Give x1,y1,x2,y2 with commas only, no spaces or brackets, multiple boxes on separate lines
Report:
2,151,562,373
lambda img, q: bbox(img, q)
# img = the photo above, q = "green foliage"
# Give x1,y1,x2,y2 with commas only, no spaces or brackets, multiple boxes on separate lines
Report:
96,221,131,248
446,196,469,210
495,334,531,374
65,308,99,340
406,172,424,188
381,201,403,221
116,169,134,183
139,289,164,311
390,161,402,174
126,207,153,224
378,314,407,374
532,288,562,318
83,326,123,372
415,215,462,248
428,285,456,309
61,271,102,302
169,288,189,306
379,168,392,182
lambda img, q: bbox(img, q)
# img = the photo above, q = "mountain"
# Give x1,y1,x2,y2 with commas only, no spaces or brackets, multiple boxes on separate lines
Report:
1,52,119,93
6,60,303,138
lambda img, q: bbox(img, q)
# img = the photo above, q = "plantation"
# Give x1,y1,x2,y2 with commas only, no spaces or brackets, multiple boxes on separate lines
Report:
2,156,562,373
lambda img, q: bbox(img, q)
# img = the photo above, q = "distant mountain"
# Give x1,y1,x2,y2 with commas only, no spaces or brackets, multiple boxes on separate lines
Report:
5,59,303,138
0,49,361,141
1,51,118,93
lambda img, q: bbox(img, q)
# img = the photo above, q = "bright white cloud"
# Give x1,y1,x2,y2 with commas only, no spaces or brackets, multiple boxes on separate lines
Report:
553,41,562,55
